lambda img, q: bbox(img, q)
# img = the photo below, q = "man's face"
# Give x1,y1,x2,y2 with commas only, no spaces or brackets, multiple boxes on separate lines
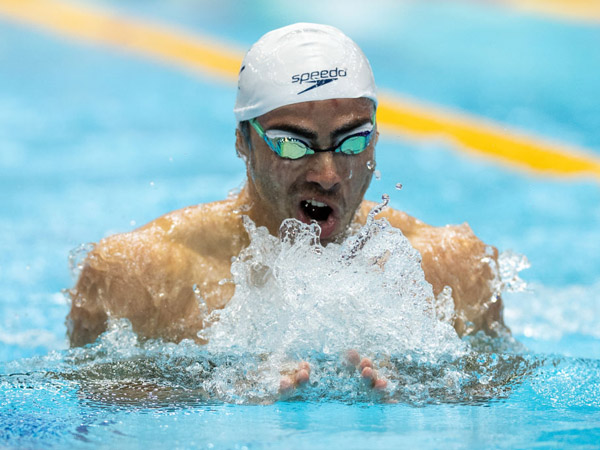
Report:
238,98,377,244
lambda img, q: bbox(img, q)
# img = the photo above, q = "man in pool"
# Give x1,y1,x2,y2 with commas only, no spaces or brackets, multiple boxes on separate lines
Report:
67,23,506,390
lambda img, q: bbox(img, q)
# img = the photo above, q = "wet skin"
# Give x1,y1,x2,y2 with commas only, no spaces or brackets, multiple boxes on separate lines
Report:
237,98,377,244
67,98,507,391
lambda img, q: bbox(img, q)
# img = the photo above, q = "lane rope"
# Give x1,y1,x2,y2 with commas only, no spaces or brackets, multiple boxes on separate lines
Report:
2,0,599,178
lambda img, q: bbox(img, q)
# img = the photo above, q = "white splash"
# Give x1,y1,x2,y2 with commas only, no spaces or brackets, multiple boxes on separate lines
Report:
204,199,465,364
48,197,535,404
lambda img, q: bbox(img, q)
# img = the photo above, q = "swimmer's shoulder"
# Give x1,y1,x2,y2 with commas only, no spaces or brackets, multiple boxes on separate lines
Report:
83,194,247,274
80,221,197,290
122,196,247,254
358,200,430,239
358,200,497,268
358,201,505,336
69,201,234,345
358,200,487,247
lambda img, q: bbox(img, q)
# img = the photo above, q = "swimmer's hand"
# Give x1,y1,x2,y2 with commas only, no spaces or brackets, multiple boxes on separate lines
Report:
279,361,310,395
345,349,388,390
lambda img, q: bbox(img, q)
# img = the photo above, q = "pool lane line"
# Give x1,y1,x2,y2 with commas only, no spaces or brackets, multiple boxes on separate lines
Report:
377,94,600,179
0,0,240,81
1,0,599,180
504,0,600,24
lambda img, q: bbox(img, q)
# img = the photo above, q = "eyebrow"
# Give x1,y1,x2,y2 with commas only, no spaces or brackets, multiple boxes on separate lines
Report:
331,119,373,140
265,117,373,142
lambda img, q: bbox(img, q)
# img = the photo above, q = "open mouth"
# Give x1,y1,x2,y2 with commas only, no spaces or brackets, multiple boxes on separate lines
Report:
297,198,339,241
296,197,340,242
300,199,333,223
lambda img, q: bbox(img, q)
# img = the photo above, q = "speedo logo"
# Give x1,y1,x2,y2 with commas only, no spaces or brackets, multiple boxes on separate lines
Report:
291,67,347,95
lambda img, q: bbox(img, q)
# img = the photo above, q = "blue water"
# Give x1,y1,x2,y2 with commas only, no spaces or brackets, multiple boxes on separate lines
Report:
1,0,600,448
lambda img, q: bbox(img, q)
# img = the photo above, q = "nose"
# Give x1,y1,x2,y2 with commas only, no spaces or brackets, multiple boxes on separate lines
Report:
305,152,342,191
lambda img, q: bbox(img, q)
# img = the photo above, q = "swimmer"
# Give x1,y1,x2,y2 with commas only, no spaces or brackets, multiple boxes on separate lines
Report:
67,23,507,391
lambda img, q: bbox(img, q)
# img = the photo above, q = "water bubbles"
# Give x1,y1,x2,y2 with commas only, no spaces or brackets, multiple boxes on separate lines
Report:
434,286,455,324
68,242,95,280
55,205,530,405
227,184,243,200
498,250,530,293
149,181,155,188
130,219,136,227
366,160,375,170
72,292,85,308
374,170,381,180
395,183,403,190
365,194,390,223
192,283,202,298
206,209,463,363
232,203,251,215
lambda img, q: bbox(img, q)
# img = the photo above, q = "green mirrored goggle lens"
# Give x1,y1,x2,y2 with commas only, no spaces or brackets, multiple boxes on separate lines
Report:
275,133,371,159
250,118,373,160
339,135,368,154
278,139,313,159
276,135,370,159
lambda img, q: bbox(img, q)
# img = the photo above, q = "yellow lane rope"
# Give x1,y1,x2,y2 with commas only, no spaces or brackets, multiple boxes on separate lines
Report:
377,94,600,178
1,0,599,179
0,0,240,81
503,0,600,24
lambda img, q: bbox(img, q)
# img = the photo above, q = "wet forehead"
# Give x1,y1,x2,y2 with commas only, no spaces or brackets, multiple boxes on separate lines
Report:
258,98,375,135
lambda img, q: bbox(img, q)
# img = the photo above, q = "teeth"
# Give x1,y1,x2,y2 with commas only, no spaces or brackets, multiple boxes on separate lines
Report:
306,199,328,208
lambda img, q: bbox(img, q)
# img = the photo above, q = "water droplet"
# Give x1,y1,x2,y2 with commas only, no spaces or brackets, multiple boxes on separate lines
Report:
130,220,136,227
149,181,155,187
227,185,242,199
395,183,403,190
366,160,375,170
169,157,173,162
374,170,381,180
74,294,84,307
193,284,201,297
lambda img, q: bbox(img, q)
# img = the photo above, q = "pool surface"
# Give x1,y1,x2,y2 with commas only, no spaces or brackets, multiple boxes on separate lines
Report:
1,0,600,448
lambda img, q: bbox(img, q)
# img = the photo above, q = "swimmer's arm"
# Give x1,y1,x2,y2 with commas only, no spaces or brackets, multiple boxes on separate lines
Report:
66,240,160,347
66,236,204,346
410,223,507,336
67,257,111,347
363,202,507,336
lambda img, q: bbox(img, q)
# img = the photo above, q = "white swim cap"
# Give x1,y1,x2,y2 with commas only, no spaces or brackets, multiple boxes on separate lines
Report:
234,23,377,122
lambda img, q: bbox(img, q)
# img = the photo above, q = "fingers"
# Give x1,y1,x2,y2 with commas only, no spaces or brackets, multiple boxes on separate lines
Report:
279,376,294,393
346,351,388,390
279,361,310,395
346,349,361,367
279,353,389,398
359,357,372,371
360,361,387,390
295,361,310,385
371,376,388,390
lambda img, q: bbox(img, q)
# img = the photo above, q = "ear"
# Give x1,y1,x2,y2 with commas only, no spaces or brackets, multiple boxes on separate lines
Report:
235,128,250,163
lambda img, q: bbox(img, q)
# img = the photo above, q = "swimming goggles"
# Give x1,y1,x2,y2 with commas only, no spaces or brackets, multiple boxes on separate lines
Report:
249,116,375,160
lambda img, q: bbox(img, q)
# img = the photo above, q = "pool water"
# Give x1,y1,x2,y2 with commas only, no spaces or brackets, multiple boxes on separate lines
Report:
1,0,600,448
